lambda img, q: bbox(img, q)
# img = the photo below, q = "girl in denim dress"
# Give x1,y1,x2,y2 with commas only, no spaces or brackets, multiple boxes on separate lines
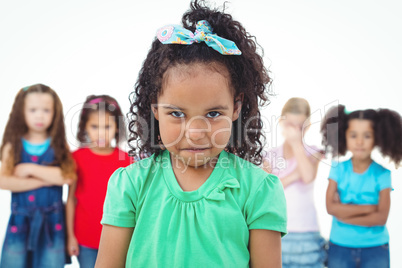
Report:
0,84,75,268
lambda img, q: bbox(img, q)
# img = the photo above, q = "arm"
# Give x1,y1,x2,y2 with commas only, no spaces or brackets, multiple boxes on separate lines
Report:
0,143,49,192
249,229,281,268
291,143,321,184
66,179,79,256
339,188,391,226
326,179,377,219
95,225,134,268
14,163,71,186
279,169,299,188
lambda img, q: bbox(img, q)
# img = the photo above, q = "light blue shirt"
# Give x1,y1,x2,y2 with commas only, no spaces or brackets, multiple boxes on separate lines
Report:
328,159,391,248
22,138,51,156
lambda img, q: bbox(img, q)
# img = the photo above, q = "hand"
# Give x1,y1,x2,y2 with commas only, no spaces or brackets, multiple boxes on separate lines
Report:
63,178,73,186
283,124,303,146
67,235,80,256
14,163,34,178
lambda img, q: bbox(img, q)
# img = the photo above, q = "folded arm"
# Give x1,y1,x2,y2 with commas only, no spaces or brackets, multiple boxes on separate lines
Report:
338,188,391,226
326,179,377,219
0,143,49,192
14,163,71,185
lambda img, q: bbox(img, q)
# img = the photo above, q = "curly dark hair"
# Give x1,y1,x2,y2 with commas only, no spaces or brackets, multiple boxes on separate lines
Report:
0,84,76,178
320,104,402,166
76,95,126,146
128,0,271,165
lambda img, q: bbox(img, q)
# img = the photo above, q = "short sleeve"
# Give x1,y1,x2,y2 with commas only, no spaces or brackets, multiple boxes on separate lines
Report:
245,174,287,237
101,167,137,228
378,169,392,191
328,161,340,183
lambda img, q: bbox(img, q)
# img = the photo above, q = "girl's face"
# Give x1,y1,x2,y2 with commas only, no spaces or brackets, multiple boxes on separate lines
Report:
346,119,375,160
152,63,242,168
280,113,308,136
24,93,54,135
85,111,117,149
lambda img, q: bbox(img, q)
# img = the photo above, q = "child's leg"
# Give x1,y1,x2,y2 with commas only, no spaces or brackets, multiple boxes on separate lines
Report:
77,245,98,268
360,244,390,268
327,242,356,268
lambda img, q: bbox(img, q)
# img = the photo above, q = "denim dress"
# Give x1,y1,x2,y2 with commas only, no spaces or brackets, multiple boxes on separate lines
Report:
0,142,67,268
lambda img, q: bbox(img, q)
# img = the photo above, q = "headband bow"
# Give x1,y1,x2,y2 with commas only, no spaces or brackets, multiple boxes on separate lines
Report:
156,20,241,55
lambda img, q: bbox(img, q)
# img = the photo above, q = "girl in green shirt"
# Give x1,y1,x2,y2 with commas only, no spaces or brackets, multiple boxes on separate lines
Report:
96,1,287,267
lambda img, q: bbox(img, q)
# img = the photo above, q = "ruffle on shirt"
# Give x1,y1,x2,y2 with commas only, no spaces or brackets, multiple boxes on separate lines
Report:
203,175,240,201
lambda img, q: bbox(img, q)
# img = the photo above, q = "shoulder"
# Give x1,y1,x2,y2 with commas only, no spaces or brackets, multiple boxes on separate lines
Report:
114,148,133,164
111,153,160,187
262,146,281,159
72,147,89,158
227,153,282,192
331,159,350,170
370,160,391,177
304,144,322,157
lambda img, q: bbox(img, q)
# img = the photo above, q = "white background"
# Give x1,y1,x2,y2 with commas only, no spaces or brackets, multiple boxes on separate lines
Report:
0,0,401,267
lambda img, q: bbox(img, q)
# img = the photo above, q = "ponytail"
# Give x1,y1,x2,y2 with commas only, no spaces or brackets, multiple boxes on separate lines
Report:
375,109,402,166
320,104,349,156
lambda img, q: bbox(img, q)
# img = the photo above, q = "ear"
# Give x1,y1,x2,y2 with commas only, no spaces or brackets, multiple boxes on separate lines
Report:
232,93,244,121
151,103,159,121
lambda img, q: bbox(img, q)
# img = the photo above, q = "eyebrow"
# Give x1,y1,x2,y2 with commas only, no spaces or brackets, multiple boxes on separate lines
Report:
158,104,229,111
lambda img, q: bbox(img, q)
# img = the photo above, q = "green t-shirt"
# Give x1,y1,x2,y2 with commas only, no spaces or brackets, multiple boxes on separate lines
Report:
101,150,287,267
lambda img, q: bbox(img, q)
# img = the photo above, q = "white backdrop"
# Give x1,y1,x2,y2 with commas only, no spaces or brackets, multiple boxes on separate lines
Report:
0,0,401,267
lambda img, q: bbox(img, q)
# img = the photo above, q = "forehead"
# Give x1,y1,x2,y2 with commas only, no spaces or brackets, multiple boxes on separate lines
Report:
282,113,307,124
347,119,374,132
25,93,53,107
87,111,115,123
159,63,233,106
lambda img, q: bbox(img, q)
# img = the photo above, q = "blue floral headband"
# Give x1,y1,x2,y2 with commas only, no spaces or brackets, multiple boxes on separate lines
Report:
156,20,241,55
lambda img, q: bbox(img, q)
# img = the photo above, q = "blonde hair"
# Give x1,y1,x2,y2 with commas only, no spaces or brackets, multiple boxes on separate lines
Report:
281,97,311,117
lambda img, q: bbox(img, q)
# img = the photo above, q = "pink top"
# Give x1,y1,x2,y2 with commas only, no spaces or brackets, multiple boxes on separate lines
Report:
265,145,320,232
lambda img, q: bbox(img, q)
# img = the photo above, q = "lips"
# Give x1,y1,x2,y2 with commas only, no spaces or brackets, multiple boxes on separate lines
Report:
182,147,210,152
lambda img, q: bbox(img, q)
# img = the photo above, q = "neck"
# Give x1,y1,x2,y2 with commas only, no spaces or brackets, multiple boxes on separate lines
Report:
90,146,115,155
170,154,218,191
351,156,372,173
24,131,48,143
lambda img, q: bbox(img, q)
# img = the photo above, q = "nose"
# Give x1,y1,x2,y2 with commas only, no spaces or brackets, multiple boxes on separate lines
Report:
185,128,206,141
185,118,209,141
356,136,364,146
101,129,108,139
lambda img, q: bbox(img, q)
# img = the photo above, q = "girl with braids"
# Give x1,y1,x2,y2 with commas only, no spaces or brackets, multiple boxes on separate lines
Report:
96,1,286,267
321,104,402,268
0,84,75,268
66,95,132,268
